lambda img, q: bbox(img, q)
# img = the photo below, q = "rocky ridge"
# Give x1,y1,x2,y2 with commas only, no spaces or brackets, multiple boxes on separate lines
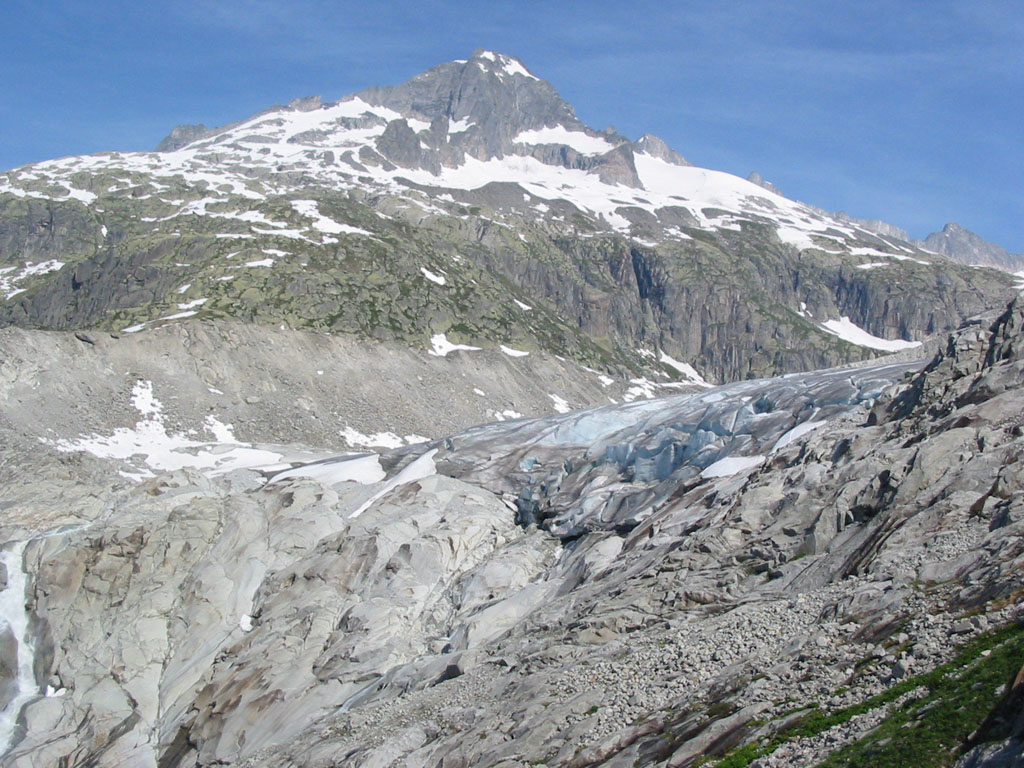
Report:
0,292,1021,766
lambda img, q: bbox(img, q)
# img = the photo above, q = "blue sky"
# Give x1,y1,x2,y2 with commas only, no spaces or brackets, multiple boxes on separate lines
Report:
3,1,1022,250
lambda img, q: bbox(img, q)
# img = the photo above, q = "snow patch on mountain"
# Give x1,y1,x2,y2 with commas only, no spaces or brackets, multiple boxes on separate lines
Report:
549,393,572,413
488,408,524,421
659,352,712,387
0,260,65,299
848,246,928,264
290,199,372,237
340,427,406,449
47,380,288,479
448,118,475,133
476,50,538,80
514,126,617,155
820,317,922,351
339,426,427,450
428,333,481,357
771,420,827,452
701,454,765,478
421,267,447,285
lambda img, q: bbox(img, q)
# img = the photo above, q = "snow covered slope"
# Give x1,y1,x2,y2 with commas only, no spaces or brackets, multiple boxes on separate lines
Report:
0,51,940,257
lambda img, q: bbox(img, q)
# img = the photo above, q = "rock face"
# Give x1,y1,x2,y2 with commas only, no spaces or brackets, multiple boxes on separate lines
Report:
155,124,217,152
916,222,1024,272
0,294,1022,766
1,50,1018,384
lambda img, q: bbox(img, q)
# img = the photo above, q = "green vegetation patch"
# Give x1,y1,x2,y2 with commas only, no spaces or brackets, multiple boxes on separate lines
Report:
817,620,1024,767
712,620,1024,768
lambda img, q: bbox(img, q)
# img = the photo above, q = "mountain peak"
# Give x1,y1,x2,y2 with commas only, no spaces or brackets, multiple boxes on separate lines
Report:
916,222,1024,272
354,51,584,163
151,49,650,184
466,49,539,81
634,133,689,166
358,50,575,127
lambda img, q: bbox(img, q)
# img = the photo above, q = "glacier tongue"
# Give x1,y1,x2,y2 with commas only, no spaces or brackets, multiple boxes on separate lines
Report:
372,359,924,538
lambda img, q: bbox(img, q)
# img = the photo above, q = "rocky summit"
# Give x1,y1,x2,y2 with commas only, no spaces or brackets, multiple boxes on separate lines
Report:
0,50,1023,768
915,223,1024,274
